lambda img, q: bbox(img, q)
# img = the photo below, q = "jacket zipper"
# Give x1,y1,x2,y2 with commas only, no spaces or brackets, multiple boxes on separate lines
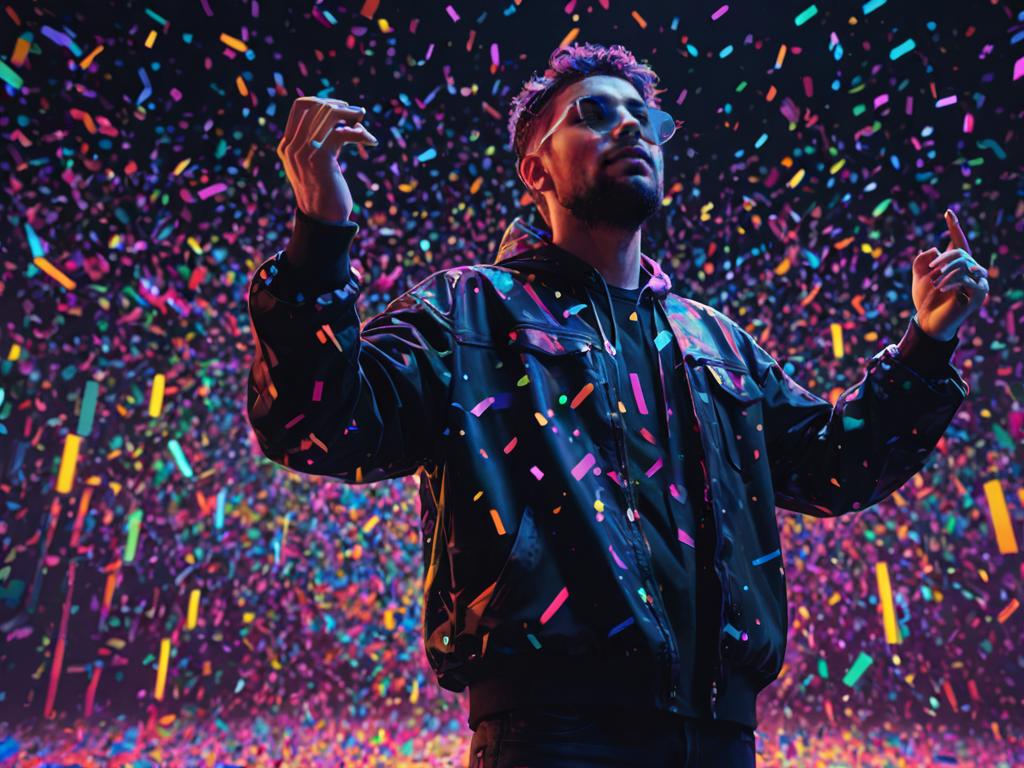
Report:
683,360,731,720
598,338,681,707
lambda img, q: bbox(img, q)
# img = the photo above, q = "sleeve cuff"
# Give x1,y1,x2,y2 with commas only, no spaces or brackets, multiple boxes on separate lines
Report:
276,207,360,299
895,315,960,378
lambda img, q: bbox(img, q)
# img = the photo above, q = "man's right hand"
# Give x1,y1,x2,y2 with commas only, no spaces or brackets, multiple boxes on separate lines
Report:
276,96,380,225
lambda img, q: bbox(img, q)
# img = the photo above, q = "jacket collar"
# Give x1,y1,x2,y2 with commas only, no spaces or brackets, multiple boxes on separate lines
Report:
494,215,673,302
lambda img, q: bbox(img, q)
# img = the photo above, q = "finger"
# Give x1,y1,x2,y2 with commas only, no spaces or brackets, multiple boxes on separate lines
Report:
282,97,324,147
935,266,982,293
944,209,971,256
912,247,940,275
282,101,330,155
323,122,379,154
925,248,966,271
309,104,367,146
932,253,972,279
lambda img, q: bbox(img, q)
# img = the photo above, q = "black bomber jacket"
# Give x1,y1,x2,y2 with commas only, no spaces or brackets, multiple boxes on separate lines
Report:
246,212,969,730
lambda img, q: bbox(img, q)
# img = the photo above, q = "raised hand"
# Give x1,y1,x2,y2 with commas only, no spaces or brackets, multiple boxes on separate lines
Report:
910,209,990,341
276,96,380,224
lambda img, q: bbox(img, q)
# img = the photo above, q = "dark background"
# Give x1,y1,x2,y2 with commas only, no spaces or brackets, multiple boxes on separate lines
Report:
1,0,1021,761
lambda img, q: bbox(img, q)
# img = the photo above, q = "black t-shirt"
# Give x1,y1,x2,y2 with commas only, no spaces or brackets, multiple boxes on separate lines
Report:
587,280,719,720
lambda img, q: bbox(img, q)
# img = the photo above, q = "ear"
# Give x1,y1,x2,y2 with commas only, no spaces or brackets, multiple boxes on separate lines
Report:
519,154,553,194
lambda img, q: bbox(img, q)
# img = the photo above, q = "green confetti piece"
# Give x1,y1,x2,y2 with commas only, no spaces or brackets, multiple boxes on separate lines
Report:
842,651,874,687
871,198,893,217
124,509,143,563
0,59,24,90
817,658,829,679
77,380,99,437
795,5,818,26
168,438,194,478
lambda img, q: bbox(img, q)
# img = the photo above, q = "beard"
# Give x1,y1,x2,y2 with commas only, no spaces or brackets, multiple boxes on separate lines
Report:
560,165,661,230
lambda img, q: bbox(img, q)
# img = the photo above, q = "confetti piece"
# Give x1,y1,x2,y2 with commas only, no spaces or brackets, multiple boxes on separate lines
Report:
539,586,568,624
154,637,171,701
842,652,874,686
983,479,1018,554
752,548,781,566
875,561,902,644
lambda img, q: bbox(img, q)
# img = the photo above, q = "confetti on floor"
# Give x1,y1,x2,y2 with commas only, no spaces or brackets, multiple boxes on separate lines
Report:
0,1,1020,765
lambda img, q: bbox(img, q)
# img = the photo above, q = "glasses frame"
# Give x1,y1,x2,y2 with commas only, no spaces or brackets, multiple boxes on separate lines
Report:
527,94,677,157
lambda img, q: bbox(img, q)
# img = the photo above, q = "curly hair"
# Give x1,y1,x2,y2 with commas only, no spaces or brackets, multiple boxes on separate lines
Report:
507,42,663,226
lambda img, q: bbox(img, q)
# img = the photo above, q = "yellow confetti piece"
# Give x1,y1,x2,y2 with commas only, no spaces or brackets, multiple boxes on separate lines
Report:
361,514,380,534
787,168,806,188
186,589,201,630
219,33,248,52
7,343,22,361
829,158,846,175
154,637,171,701
875,561,901,644
149,373,165,418
983,479,1018,554
57,433,82,495
830,322,844,359
172,158,191,176
144,30,157,49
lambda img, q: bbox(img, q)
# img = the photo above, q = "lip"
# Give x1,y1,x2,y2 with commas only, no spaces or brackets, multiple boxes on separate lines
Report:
607,148,651,168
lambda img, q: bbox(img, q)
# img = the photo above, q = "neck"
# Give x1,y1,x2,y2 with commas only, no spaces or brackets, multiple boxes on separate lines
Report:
549,216,642,290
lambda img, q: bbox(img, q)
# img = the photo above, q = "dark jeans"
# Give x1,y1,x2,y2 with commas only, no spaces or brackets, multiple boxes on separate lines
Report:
467,704,756,767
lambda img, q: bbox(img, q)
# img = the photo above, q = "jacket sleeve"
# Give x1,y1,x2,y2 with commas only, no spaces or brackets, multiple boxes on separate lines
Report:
744,314,969,517
245,213,456,483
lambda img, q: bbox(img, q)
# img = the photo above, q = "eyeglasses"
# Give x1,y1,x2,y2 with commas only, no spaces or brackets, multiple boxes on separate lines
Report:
528,94,677,156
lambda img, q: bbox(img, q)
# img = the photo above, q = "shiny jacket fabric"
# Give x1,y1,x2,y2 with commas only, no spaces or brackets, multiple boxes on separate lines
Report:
246,214,969,728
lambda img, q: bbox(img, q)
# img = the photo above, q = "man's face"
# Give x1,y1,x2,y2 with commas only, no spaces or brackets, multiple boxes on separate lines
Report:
522,75,665,230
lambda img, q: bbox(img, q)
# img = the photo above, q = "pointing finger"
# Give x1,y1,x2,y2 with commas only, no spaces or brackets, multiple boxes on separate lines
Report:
945,208,971,257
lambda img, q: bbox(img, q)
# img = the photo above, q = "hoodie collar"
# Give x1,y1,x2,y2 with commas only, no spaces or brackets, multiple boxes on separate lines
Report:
494,215,673,359
494,215,673,300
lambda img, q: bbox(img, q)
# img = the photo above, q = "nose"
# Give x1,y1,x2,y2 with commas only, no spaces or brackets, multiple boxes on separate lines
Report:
611,109,642,140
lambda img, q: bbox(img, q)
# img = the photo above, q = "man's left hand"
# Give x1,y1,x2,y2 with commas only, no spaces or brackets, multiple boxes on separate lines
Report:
910,209,991,341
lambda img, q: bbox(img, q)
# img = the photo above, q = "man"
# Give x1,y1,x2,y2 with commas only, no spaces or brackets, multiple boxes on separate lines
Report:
246,42,988,767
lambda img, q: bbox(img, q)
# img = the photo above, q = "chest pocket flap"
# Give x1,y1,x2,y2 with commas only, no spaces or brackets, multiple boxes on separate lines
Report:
507,325,596,355
704,361,763,403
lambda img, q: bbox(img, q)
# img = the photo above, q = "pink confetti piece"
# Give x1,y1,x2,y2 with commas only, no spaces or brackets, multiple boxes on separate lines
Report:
629,372,648,415
197,182,227,200
678,528,695,548
539,585,569,624
711,4,729,20
608,545,629,569
470,396,495,417
1014,55,1024,81
571,452,596,481
445,4,460,22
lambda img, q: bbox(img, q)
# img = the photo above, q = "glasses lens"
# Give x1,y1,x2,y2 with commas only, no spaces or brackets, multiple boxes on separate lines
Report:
577,97,675,145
